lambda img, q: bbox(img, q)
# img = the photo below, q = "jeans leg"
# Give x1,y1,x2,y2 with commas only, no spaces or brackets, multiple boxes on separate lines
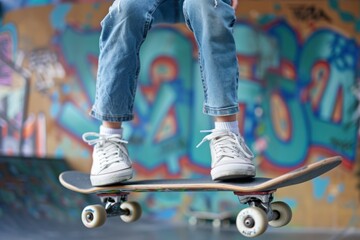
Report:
91,0,169,122
183,0,239,116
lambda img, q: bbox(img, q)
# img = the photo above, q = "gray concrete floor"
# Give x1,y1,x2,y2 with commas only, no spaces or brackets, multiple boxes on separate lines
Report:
2,214,360,240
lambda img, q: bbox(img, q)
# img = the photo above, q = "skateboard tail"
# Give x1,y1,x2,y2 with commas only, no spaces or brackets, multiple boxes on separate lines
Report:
257,155,342,191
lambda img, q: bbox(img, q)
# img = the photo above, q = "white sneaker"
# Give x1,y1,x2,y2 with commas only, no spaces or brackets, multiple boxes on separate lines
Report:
197,130,256,180
82,132,133,186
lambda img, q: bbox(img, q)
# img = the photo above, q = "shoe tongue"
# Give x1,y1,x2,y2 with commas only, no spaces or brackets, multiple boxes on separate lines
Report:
214,135,236,152
215,131,236,140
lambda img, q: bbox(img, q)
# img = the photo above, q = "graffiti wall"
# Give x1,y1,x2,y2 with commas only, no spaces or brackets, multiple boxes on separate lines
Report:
0,0,359,228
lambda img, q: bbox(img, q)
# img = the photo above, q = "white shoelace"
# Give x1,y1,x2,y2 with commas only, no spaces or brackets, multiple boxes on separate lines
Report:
82,132,129,170
196,130,254,162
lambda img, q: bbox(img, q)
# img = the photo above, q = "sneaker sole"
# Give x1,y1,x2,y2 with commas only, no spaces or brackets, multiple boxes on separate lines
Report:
91,168,133,187
211,164,255,181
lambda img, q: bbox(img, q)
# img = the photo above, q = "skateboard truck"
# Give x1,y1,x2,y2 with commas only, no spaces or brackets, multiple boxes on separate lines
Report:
235,191,277,221
234,191,292,237
81,192,142,229
98,192,130,218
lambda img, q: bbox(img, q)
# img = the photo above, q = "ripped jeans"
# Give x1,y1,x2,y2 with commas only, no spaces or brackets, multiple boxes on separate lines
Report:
91,0,239,122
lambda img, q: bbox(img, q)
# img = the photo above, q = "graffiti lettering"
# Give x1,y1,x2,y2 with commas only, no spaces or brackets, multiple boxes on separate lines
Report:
0,24,46,156
0,32,12,85
289,5,332,23
28,49,65,94
330,138,355,152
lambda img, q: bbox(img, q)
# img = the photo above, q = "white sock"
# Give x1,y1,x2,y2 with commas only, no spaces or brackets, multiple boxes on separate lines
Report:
100,125,123,136
214,121,240,135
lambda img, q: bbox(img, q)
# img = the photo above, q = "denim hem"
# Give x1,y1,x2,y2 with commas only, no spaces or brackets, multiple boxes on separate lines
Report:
203,104,239,116
90,110,134,122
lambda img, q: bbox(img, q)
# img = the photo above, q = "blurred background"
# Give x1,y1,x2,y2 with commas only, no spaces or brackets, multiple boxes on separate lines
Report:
0,0,359,239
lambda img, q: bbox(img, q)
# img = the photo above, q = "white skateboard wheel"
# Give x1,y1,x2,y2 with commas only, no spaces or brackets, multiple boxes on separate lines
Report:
269,201,292,228
236,207,268,238
120,201,142,223
81,204,107,228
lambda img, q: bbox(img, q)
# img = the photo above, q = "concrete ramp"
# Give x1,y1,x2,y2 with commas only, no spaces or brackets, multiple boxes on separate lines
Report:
0,156,95,228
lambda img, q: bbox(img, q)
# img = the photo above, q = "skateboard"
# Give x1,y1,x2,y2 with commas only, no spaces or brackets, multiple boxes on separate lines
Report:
186,210,233,228
59,156,342,238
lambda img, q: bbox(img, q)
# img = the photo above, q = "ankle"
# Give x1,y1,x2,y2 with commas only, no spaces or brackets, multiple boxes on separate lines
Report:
103,121,122,129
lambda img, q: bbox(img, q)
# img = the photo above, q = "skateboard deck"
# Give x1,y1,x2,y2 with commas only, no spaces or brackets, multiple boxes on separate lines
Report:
59,156,342,238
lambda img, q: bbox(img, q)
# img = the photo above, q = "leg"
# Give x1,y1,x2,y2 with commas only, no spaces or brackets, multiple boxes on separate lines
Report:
184,0,256,180
91,0,169,123
183,0,239,116
86,0,178,186
103,121,122,129
214,115,237,122
97,0,183,129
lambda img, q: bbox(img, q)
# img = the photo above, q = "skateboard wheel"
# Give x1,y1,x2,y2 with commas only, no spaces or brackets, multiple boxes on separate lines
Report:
269,201,292,228
212,219,221,228
236,207,268,238
81,204,107,228
120,201,142,223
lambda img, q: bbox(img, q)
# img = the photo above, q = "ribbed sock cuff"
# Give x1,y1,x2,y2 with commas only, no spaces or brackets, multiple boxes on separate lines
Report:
100,125,123,135
214,121,240,135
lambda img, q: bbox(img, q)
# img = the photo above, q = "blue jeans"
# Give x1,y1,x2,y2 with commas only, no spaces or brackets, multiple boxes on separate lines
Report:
91,0,239,122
